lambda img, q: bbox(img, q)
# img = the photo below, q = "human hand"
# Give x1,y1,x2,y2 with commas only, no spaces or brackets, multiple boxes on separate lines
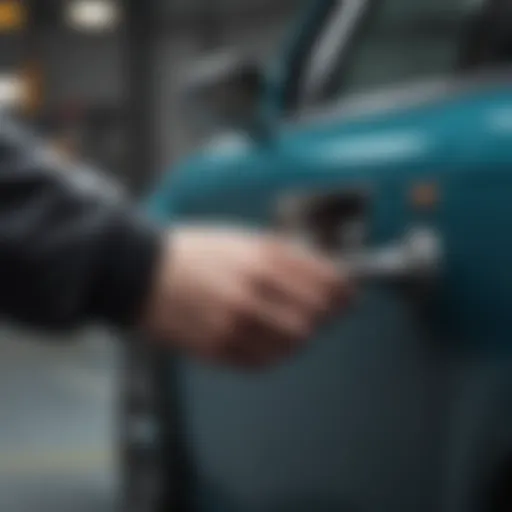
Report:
141,226,351,369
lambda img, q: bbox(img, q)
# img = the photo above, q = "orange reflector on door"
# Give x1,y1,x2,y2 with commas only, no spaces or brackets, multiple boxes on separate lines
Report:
410,182,439,210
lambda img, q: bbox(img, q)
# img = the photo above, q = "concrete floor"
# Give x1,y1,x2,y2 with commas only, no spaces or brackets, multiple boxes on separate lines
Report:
0,325,120,512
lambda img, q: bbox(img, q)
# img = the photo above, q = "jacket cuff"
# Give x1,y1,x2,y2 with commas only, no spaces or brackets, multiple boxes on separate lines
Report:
90,212,164,329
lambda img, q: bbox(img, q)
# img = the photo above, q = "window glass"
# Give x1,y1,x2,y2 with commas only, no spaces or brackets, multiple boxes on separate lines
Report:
300,0,488,107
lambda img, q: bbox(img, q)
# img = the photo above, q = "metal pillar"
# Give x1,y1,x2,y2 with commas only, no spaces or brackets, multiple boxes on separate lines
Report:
122,2,193,511
125,0,158,195
197,0,223,50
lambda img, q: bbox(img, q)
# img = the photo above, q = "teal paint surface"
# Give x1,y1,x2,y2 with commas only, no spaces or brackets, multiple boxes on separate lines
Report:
143,3,512,510
148,85,512,351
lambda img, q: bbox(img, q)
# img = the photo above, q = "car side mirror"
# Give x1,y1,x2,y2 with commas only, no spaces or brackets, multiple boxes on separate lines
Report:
181,51,265,133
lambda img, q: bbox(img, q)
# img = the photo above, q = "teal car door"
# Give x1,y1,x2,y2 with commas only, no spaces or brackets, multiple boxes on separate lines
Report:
144,1,512,511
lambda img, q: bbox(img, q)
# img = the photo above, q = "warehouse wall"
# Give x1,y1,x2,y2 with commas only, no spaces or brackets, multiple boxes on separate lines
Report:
155,17,288,170
43,33,124,106
37,11,292,181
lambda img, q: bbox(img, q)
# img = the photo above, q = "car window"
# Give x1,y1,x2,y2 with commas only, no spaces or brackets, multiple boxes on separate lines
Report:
300,0,368,104
296,0,490,109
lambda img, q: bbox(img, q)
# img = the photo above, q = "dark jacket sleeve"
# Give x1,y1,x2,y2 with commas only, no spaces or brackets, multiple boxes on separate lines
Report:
0,117,163,331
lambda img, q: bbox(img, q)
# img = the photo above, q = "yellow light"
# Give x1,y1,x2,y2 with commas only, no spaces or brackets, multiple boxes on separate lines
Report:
22,61,44,116
0,1,25,31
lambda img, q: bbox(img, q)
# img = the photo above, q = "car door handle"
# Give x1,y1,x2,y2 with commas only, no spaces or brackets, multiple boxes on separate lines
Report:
276,191,442,284
338,226,443,284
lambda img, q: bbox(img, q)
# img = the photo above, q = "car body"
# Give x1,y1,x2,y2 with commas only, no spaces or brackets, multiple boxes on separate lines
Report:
127,1,512,511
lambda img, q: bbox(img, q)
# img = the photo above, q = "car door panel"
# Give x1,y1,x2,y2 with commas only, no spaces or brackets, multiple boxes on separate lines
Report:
153,87,512,512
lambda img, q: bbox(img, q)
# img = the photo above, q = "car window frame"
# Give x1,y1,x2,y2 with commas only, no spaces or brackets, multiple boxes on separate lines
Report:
296,0,370,110
285,0,495,119
277,0,339,115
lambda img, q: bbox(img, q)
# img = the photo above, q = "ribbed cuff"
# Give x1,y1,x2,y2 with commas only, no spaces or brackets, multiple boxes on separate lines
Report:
90,212,165,329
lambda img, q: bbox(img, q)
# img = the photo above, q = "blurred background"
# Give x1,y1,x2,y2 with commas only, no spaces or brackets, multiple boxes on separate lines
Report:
5,1,512,512
0,1,300,511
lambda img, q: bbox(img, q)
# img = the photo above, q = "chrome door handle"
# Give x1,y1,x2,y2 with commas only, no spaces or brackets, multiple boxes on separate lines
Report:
339,227,443,284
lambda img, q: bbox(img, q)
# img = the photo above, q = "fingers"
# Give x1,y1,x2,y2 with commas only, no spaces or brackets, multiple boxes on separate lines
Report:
218,328,303,371
146,227,355,371
205,239,351,369
194,288,311,369
258,237,351,311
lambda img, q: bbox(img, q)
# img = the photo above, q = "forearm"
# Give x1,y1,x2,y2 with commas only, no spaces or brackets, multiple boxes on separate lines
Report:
0,116,163,330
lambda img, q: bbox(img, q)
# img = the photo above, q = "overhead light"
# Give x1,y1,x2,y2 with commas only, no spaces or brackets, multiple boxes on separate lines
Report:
0,1,25,32
0,75,25,108
65,0,121,32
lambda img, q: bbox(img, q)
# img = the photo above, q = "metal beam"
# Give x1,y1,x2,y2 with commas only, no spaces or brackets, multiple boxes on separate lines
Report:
155,0,300,36
197,0,223,50
29,0,300,35
123,2,194,512
124,0,158,194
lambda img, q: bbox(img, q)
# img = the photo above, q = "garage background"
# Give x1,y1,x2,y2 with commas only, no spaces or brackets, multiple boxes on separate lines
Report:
0,1,300,511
